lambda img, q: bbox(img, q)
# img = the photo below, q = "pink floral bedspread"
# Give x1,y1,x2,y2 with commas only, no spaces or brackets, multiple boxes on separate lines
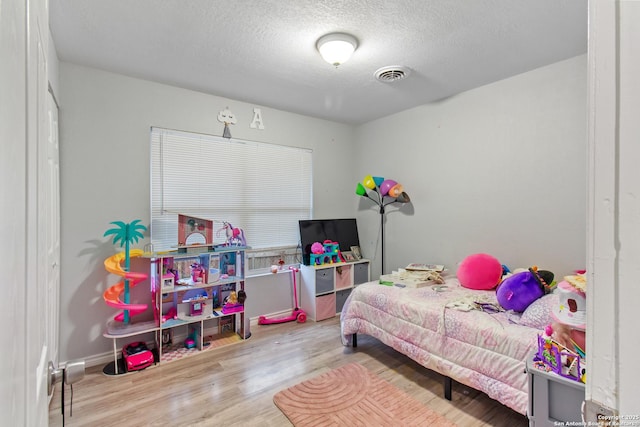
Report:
340,278,539,415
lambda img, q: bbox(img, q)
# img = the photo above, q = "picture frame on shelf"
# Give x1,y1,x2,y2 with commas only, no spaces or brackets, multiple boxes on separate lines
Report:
342,251,355,262
350,246,362,260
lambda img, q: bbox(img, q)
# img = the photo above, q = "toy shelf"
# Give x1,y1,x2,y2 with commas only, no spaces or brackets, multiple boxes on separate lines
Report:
103,247,249,375
155,247,249,365
299,259,370,321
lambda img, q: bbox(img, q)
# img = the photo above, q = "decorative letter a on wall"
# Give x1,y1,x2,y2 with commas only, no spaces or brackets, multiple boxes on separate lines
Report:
250,108,265,130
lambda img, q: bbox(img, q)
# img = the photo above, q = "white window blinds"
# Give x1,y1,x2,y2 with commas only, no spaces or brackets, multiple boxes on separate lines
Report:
151,127,313,252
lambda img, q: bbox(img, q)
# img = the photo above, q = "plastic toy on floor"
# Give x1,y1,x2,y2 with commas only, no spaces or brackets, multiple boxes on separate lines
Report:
122,341,154,372
103,219,149,324
258,266,307,324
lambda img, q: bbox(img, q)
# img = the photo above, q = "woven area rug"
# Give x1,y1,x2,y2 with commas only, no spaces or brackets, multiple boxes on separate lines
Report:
273,363,457,427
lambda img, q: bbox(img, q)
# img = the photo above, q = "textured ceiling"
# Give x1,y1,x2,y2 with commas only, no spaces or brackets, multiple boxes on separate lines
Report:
49,0,587,125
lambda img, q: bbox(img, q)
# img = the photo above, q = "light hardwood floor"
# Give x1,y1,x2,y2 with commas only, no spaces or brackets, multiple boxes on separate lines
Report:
49,317,528,426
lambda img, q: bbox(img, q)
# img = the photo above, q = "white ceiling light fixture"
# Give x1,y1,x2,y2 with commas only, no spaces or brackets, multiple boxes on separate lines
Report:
316,33,358,67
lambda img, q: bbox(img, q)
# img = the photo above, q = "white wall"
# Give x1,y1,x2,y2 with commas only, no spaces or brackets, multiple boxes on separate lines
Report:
58,63,355,362
354,55,587,279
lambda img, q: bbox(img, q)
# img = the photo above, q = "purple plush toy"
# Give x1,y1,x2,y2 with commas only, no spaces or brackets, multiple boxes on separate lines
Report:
496,268,553,312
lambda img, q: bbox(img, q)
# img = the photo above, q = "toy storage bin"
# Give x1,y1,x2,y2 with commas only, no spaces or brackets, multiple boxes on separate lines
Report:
335,289,352,313
315,269,334,294
527,352,585,427
315,293,336,321
353,262,369,285
335,265,352,289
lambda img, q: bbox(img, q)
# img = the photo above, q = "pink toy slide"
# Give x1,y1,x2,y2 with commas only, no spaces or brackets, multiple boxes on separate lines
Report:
103,249,148,322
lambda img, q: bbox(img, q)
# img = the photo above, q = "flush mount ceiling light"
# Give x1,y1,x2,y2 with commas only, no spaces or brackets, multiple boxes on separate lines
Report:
316,33,358,67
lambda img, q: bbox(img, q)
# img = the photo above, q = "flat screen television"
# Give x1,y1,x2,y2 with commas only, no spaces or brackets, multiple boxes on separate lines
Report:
298,218,361,265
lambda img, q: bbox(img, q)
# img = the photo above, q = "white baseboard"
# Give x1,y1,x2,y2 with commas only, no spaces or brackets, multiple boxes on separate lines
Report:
84,351,117,369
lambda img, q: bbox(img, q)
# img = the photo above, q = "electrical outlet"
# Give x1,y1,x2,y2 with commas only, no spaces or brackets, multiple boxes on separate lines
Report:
583,399,617,426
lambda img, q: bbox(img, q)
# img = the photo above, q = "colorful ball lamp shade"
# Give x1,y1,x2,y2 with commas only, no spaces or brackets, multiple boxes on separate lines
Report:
388,184,404,198
396,192,411,203
355,182,367,196
379,179,397,196
356,175,411,275
362,175,377,190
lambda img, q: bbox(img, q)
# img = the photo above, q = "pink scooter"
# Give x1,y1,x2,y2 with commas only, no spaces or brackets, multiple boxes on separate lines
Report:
258,266,307,324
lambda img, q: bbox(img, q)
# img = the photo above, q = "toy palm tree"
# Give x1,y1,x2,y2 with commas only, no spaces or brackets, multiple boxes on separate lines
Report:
104,219,147,323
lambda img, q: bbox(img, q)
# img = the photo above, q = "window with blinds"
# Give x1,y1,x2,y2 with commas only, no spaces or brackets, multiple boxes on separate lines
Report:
150,127,313,252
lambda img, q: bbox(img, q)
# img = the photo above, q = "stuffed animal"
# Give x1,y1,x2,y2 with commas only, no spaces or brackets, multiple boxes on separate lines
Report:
457,253,503,290
496,267,554,312
311,242,324,255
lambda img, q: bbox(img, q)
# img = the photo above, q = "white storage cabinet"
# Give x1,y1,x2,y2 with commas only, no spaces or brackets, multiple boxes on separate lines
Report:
299,259,370,321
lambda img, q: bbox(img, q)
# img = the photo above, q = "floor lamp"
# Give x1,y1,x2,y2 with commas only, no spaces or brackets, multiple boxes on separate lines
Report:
356,175,410,275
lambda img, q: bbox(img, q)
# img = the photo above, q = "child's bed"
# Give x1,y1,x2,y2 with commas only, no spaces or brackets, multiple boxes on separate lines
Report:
340,277,550,415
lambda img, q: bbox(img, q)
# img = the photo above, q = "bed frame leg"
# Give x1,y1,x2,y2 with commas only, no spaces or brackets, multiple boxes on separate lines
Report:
352,333,357,348
444,376,452,401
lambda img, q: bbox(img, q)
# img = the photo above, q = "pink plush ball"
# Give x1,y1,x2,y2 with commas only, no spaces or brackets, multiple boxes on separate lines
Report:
311,242,324,254
457,253,503,290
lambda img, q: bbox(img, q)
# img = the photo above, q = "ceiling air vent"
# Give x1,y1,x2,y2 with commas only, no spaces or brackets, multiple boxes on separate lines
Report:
374,66,410,82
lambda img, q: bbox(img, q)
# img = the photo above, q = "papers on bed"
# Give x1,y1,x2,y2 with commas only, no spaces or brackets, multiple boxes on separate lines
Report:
379,268,445,288
405,263,445,272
